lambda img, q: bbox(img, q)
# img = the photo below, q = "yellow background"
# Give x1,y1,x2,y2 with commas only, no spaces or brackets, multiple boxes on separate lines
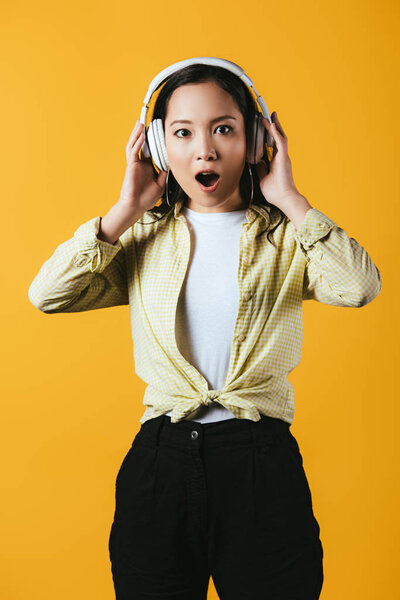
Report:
1,0,398,597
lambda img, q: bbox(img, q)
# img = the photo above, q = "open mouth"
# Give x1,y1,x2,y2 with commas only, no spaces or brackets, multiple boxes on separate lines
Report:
195,171,221,192
195,172,220,187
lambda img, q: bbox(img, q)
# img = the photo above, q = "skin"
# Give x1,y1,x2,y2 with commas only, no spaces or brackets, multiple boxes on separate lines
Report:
98,82,312,245
163,80,312,227
164,81,248,213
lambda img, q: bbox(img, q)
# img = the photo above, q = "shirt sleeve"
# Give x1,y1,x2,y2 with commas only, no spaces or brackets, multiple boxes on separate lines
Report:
28,215,129,313
294,207,382,307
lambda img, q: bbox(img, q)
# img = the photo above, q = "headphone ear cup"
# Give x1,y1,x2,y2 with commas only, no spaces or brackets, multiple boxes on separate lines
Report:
146,121,161,170
247,112,266,164
147,119,169,172
151,119,169,171
153,118,170,172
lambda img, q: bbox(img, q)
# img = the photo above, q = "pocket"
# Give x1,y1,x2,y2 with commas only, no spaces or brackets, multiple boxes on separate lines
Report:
114,439,156,525
258,432,312,501
283,433,317,510
115,445,134,486
114,433,145,485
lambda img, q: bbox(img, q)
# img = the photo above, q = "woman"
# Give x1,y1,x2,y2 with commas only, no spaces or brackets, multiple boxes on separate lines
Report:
28,60,382,599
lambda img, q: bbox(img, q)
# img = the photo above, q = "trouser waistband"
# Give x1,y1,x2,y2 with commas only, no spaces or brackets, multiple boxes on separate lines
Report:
136,414,291,450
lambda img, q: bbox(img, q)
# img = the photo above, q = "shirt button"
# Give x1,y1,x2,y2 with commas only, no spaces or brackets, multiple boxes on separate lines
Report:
237,332,246,342
190,430,198,440
243,291,252,301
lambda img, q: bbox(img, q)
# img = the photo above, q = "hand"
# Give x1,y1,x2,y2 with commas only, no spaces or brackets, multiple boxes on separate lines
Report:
256,112,302,211
118,119,167,215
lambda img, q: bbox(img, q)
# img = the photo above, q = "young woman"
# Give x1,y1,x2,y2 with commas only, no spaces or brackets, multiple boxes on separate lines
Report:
28,59,382,600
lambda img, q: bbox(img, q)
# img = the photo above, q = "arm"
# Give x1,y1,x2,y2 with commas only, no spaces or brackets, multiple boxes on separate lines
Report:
290,203,382,307
28,215,130,313
256,112,382,307
28,115,170,314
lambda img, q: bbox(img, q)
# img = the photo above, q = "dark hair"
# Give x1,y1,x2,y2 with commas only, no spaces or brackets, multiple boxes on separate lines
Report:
138,63,285,245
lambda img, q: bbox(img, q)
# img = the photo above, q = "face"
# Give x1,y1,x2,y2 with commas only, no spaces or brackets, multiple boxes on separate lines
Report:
164,81,247,213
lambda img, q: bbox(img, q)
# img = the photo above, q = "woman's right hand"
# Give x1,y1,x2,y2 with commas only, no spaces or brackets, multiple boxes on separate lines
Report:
118,119,167,216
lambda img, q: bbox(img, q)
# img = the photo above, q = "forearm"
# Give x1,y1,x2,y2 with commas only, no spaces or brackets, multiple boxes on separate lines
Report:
98,201,145,245
279,193,313,230
28,216,128,313
289,203,382,307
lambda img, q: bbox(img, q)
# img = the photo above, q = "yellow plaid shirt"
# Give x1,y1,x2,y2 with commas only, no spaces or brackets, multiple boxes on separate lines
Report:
28,199,382,424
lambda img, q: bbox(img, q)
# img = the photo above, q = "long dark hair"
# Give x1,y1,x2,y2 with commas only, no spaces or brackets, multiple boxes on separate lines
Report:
138,63,285,245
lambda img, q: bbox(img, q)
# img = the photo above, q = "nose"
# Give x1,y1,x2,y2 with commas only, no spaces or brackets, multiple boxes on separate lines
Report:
197,147,217,160
196,135,217,160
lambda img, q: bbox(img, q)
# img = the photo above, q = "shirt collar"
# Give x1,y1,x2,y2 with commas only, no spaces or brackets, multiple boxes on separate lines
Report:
173,198,271,224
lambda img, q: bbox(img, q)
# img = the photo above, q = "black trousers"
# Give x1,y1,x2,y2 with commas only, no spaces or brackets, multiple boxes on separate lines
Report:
108,414,324,599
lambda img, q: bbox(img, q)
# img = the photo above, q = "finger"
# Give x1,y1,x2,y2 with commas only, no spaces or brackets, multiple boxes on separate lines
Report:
127,119,140,143
261,117,276,147
127,120,144,148
126,126,143,162
272,112,287,140
129,131,146,162
262,116,280,150
156,169,167,189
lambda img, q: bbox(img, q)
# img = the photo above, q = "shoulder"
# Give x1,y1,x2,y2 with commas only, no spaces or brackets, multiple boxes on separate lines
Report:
129,209,173,254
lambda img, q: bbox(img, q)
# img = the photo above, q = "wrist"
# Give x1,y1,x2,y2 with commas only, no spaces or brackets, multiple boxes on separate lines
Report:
279,193,313,231
116,198,145,223
98,201,141,245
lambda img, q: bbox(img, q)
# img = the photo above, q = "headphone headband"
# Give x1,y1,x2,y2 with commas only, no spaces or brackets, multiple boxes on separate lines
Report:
139,56,274,170
139,56,272,129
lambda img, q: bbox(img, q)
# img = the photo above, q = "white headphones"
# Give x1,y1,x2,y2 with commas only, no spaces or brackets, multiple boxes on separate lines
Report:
139,56,274,172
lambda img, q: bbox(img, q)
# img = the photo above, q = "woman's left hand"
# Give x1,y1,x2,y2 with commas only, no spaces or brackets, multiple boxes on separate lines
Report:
256,112,302,210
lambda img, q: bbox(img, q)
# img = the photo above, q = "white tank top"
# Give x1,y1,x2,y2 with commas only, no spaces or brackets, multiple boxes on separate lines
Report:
165,205,248,423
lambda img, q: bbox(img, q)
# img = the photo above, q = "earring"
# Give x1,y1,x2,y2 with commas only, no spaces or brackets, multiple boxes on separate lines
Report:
247,161,254,207
166,168,172,207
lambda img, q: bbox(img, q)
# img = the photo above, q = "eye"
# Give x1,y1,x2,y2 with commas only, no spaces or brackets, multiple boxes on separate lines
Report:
173,125,234,138
174,128,190,138
215,125,233,135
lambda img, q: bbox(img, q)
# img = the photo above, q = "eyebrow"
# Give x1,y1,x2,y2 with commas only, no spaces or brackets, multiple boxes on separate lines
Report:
168,115,237,127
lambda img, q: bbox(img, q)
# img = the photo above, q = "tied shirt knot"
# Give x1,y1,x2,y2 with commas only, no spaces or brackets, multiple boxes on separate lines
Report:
201,390,220,406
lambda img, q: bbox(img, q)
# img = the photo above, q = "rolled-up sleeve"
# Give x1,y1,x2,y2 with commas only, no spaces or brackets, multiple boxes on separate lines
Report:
28,216,129,313
294,208,382,307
